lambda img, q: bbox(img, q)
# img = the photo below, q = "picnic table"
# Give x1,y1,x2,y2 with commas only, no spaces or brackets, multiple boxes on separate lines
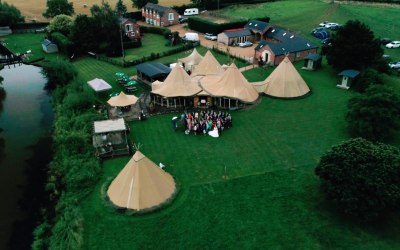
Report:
109,92,119,97
125,80,137,86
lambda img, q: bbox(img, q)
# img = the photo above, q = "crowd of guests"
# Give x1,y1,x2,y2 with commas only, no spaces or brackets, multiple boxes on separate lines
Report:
172,110,233,136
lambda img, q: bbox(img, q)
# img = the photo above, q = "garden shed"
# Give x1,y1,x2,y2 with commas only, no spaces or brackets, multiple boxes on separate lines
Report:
92,118,130,158
107,150,176,211
136,62,171,86
42,39,58,53
337,70,360,90
303,53,322,70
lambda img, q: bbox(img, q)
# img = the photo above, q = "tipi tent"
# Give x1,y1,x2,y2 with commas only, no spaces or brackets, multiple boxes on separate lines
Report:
152,65,202,97
200,64,259,103
178,48,203,71
107,92,139,106
151,80,163,91
87,78,112,92
191,50,224,77
263,57,310,98
107,150,176,211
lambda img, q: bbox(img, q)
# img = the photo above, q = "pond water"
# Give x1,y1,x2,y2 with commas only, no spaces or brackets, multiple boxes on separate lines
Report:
0,64,53,249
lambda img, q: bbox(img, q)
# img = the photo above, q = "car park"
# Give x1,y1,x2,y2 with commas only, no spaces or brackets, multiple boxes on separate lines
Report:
388,61,400,69
204,33,217,40
385,41,400,48
238,41,253,48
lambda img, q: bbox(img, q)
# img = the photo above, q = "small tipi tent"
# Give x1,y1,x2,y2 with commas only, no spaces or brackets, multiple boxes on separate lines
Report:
191,50,224,77
151,64,202,97
263,57,310,98
107,151,176,211
178,48,203,71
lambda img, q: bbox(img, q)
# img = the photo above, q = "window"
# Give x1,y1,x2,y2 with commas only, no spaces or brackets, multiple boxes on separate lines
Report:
125,24,133,32
168,13,174,21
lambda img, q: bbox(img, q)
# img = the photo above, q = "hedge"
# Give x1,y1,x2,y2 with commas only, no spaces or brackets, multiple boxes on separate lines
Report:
50,32,73,56
188,16,270,35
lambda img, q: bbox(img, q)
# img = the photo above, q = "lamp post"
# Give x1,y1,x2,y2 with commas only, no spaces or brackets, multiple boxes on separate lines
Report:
119,22,125,59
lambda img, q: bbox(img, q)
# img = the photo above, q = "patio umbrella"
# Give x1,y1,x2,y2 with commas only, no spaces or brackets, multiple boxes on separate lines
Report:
107,91,139,107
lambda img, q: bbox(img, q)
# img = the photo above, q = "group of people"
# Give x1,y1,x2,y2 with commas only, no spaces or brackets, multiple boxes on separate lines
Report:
172,110,233,137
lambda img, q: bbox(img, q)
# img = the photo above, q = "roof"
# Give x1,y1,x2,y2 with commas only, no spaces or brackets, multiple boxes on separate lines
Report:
244,20,269,32
178,48,203,68
42,39,54,46
136,62,171,78
305,53,322,61
255,28,318,55
87,78,112,92
200,63,259,103
191,51,224,77
107,92,138,107
222,29,252,38
119,17,136,25
338,70,360,78
263,57,310,98
107,150,176,211
144,3,170,16
94,118,126,133
151,65,202,97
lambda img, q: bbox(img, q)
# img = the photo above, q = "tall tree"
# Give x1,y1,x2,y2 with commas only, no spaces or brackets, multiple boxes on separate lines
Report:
0,0,24,27
70,14,98,54
115,0,127,16
325,20,383,71
47,14,73,35
43,0,74,18
131,0,158,9
346,85,400,142
315,138,400,221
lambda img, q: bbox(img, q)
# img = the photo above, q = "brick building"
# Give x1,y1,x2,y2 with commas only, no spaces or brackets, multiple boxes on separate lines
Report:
142,3,179,27
120,18,141,42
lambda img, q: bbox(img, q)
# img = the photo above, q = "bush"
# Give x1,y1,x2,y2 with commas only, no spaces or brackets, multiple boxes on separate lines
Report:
315,138,400,221
41,60,77,89
351,68,382,93
50,32,74,56
140,25,170,37
346,85,400,142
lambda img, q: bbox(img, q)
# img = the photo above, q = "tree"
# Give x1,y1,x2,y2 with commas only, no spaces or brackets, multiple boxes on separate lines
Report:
315,138,400,221
47,14,73,35
0,1,24,27
116,0,127,16
346,85,400,141
351,68,382,93
43,0,74,18
41,60,77,90
325,20,383,71
131,0,158,9
70,14,98,54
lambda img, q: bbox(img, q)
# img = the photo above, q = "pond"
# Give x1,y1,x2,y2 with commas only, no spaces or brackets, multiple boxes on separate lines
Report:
0,64,53,249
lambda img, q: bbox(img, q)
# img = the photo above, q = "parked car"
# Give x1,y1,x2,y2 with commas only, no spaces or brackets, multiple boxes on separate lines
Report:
204,33,217,41
319,21,328,27
312,27,330,39
321,38,332,46
182,32,199,42
385,41,400,48
179,17,188,23
238,41,253,48
325,23,340,30
311,27,328,34
388,61,400,69
380,38,392,45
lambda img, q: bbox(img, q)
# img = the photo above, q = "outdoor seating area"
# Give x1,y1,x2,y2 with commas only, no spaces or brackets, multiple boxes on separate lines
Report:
116,72,138,93
93,118,130,159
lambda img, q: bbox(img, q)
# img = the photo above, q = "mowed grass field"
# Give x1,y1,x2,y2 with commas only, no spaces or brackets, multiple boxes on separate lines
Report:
7,0,190,21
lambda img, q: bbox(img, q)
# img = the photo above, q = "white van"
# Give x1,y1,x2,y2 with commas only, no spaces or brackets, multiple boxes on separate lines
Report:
183,32,199,42
184,8,199,16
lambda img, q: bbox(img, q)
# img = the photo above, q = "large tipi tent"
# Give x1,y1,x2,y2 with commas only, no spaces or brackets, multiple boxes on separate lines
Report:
263,57,310,98
191,50,224,77
178,48,203,71
151,65,202,97
200,64,259,103
107,151,176,211
107,92,138,106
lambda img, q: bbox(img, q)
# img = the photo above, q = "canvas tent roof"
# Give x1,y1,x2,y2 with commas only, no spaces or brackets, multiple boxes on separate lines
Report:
87,78,112,92
107,150,176,211
191,51,224,77
151,65,202,97
263,57,310,98
178,48,203,69
200,64,259,103
151,80,163,91
107,92,138,107
94,118,126,134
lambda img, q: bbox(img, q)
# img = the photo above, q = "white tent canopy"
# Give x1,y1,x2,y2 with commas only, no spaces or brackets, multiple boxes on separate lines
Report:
88,78,112,92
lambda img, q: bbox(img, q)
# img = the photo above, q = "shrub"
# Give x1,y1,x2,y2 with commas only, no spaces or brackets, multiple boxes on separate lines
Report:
50,32,74,56
315,138,400,221
41,60,77,89
351,68,382,93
